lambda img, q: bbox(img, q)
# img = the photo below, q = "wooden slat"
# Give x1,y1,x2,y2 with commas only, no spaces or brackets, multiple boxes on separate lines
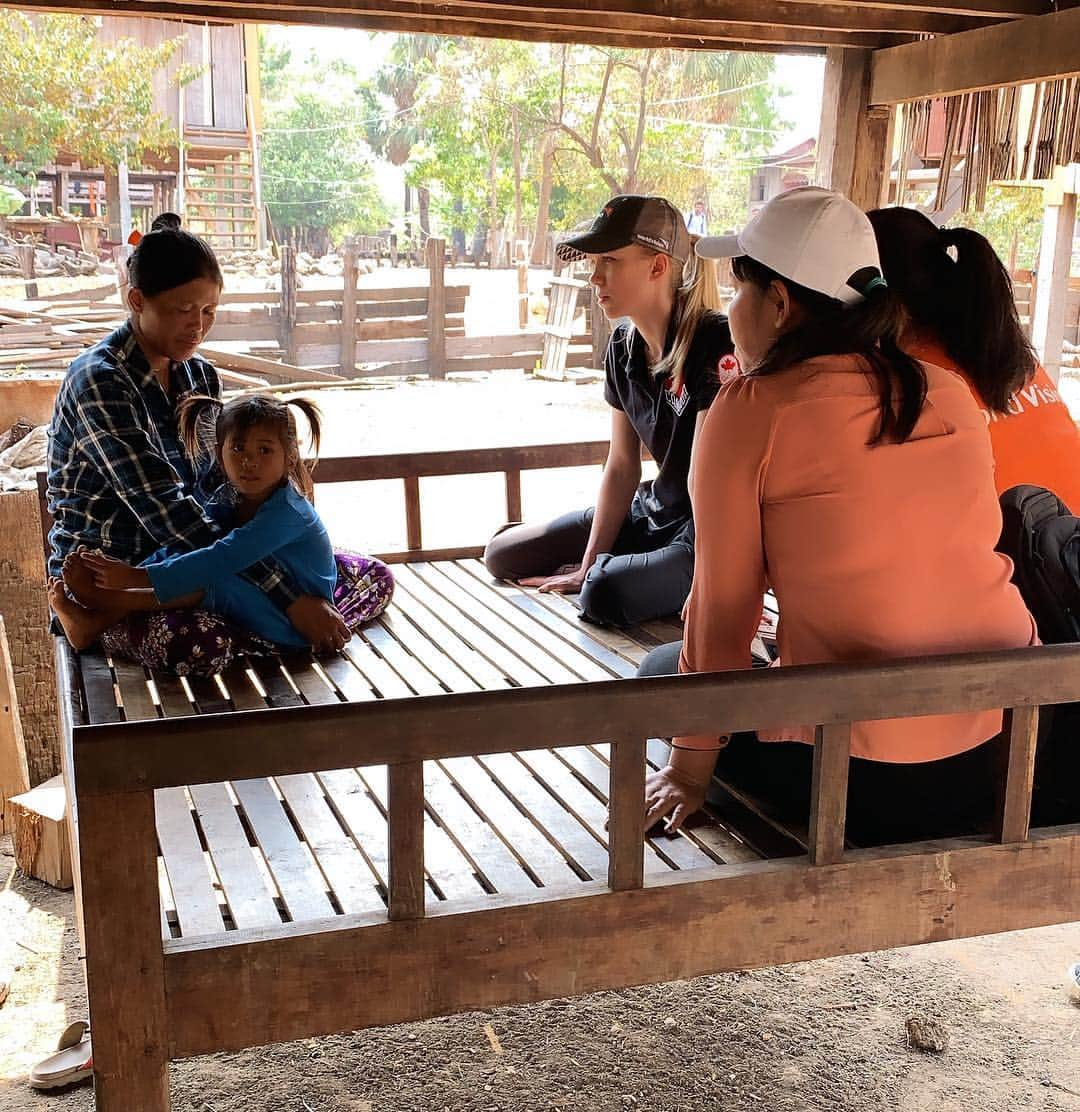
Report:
342,636,414,698
391,566,550,688
608,737,646,891
79,654,123,724
317,768,389,896
387,760,425,919
275,773,385,915
504,469,522,523
438,757,583,889
996,705,1039,844
414,564,584,684
480,752,601,880
111,660,160,723
231,778,336,923
154,787,225,937
314,653,376,702
808,723,852,866
188,783,281,931
438,562,611,682
361,619,447,695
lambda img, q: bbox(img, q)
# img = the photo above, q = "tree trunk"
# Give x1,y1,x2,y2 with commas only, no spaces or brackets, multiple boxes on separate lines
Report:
512,106,523,245
487,145,499,267
403,183,413,263
531,132,555,267
418,186,431,238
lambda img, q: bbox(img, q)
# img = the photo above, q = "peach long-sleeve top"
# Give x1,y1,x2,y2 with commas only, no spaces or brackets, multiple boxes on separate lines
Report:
677,354,1037,762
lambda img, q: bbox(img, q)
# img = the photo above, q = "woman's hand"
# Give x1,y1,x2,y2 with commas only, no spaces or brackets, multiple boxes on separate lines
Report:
517,563,587,595
81,551,148,590
644,765,708,833
286,595,350,653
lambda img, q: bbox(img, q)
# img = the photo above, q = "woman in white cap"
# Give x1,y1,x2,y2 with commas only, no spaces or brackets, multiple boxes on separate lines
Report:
643,186,1036,845
482,195,736,629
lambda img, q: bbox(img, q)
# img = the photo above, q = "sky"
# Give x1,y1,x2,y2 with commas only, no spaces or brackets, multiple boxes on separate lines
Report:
264,27,826,205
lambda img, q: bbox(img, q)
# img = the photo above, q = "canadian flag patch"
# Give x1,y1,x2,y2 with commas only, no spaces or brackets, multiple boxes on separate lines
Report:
664,380,691,416
717,352,742,384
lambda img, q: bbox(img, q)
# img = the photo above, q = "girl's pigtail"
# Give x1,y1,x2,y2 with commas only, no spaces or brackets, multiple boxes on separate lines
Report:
283,396,323,500
175,394,224,464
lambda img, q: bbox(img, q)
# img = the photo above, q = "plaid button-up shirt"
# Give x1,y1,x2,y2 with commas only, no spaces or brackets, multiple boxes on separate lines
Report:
46,322,299,611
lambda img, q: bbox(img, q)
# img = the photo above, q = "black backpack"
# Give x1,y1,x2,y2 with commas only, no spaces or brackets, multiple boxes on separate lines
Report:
997,485,1080,644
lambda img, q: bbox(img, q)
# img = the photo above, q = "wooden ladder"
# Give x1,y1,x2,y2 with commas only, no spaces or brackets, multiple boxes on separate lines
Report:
182,135,259,252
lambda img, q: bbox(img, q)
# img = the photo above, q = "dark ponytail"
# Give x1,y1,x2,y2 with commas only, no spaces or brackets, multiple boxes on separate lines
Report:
732,255,927,444
867,207,1035,413
127,213,223,299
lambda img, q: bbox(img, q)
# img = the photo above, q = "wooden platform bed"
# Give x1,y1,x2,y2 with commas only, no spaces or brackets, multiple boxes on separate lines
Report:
49,444,1080,1110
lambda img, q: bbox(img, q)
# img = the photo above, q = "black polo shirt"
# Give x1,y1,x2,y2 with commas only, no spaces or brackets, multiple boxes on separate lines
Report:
603,310,734,532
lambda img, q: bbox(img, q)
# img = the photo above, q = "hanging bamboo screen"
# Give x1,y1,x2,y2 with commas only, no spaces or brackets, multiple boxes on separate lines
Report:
897,78,1080,212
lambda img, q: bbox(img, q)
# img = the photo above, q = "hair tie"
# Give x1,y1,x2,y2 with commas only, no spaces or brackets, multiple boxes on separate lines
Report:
863,275,888,295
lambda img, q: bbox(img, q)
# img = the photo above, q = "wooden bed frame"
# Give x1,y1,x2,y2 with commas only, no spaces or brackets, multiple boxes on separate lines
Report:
46,444,1080,1111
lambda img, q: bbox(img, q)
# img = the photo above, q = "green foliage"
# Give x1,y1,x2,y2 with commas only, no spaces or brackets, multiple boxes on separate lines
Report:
258,44,388,244
951,185,1045,272
0,12,187,188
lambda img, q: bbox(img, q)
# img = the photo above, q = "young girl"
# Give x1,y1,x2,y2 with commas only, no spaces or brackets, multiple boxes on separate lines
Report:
867,205,1080,510
483,194,735,628
643,187,1036,845
54,394,382,652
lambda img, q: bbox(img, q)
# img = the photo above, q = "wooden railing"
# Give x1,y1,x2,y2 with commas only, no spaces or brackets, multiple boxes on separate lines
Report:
313,441,614,563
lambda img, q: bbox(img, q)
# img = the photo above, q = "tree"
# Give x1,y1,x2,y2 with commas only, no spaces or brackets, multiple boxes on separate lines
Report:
0,12,192,189
260,90,389,255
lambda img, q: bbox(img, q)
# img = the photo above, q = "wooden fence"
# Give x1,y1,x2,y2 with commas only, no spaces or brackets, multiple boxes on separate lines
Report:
210,237,595,379
1013,270,1080,346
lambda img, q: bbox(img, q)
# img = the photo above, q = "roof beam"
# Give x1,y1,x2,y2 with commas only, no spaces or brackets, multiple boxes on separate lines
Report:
870,4,1080,102
15,0,895,50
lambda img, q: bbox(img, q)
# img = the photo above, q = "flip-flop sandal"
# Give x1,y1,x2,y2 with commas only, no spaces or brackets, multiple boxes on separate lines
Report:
29,1020,93,1091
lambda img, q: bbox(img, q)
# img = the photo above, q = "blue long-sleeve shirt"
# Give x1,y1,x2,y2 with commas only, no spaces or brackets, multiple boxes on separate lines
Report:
145,482,336,646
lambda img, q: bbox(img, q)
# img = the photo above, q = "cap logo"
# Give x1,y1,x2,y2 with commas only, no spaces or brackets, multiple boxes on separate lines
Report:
637,233,669,251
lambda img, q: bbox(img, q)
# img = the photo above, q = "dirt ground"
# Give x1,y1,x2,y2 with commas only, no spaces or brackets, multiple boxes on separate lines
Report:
3,359,1080,1110
2,834,1080,1112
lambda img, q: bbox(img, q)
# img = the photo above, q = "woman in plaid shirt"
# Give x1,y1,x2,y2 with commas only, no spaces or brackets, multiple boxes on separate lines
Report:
46,219,373,674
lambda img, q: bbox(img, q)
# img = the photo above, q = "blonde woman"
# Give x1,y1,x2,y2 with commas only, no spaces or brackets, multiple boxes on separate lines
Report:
484,195,735,627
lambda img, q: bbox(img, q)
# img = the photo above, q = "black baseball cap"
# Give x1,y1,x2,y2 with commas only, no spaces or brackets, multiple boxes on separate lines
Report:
556,195,691,264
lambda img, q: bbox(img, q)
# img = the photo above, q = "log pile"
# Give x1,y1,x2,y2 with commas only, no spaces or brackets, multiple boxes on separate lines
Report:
0,233,100,278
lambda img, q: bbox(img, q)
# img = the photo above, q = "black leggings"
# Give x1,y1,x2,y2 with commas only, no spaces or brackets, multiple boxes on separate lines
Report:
637,641,1003,846
484,507,693,628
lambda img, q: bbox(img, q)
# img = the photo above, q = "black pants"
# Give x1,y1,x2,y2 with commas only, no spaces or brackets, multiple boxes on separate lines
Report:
484,507,693,628
637,641,1003,846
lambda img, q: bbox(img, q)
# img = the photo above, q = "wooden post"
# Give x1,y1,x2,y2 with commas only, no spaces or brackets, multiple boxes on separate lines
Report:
427,236,447,380
608,735,647,891
118,158,133,245
79,788,170,1110
247,93,266,251
808,722,851,866
279,244,297,366
340,237,358,376
817,48,892,210
1032,189,1077,385
504,470,523,523
0,617,30,835
389,233,399,268
403,476,422,551
996,705,1039,844
387,761,425,920
16,242,37,299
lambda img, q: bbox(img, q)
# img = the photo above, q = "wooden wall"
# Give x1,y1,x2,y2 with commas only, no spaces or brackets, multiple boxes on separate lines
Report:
95,18,248,133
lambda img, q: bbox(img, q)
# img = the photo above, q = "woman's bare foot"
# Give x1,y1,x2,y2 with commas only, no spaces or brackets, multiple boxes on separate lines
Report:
47,578,111,651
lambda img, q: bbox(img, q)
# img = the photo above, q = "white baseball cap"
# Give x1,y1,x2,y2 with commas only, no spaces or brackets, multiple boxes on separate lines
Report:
695,187,884,306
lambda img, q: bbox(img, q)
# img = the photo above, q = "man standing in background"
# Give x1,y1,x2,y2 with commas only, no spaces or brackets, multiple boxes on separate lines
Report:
685,199,708,236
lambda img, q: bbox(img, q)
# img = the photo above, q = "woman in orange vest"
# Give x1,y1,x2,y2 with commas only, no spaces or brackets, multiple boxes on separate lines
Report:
868,206,1080,510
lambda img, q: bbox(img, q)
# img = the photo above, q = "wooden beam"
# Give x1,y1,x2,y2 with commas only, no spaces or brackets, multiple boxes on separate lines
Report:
164,828,1080,1057
1032,190,1077,385
72,643,1080,797
996,705,1039,843
818,48,893,208
808,722,851,866
12,0,887,51
870,6,1080,104
0,617,30,836
607,735,647,891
